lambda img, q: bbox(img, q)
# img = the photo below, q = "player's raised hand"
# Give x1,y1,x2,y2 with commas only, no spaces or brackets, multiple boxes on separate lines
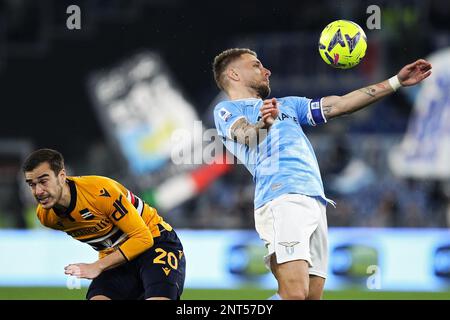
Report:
397,59,432,87
261,98,279,126
65,263,102,280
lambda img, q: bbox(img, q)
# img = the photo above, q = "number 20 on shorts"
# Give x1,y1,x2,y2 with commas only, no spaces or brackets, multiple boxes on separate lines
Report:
153,248,180,270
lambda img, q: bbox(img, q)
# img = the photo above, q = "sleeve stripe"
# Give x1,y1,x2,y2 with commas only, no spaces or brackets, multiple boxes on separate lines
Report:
130,192,135,206
118,247,129,261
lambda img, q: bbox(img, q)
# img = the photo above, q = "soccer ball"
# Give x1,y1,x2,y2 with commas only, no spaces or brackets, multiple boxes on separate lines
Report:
318,20,367,69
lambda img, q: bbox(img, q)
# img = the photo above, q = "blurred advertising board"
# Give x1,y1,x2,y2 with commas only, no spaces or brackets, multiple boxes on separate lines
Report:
88,51,200,175
1,228,450,291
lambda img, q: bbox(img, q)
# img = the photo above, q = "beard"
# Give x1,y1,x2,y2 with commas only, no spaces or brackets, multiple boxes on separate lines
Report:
250,81,271,99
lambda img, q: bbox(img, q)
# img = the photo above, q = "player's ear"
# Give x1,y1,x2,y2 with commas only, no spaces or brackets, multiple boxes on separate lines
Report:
58,168,67,181
227,68,240,82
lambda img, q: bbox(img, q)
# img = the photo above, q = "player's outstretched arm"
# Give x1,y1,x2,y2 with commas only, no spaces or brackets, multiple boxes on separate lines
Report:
321,59,432,120
64,250,127,280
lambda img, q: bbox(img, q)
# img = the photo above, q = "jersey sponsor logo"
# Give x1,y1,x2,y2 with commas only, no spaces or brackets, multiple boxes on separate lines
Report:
219,107,232,122
65,218,110,238
257,112,299,125
278,241,300,255
67,225,106,238
111,195,128,221
79,208,94,220
99,188,111,198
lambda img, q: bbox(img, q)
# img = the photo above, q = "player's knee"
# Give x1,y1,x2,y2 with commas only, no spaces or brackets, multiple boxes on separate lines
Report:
280,287,309,300
306,291,322,300
89,295,111,300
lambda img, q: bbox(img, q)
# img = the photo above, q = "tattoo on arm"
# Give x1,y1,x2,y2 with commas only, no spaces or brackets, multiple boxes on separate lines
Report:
325,81,393,120
322,105,333,115
359,86,377,98
230,118,269,146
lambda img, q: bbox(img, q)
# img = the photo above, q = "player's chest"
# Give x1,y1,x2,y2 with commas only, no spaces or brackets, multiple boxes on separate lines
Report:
48,206,111,233
250,105,299,126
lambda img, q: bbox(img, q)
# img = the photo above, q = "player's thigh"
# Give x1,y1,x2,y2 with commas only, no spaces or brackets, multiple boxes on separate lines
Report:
138,230,186,300
270,254,310,299
309,199,328,279
256,194,320,268
86,263,140,300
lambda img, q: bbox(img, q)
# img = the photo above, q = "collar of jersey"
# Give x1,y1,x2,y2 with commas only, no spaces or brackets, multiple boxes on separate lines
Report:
232,98,262,107
232,98,261,102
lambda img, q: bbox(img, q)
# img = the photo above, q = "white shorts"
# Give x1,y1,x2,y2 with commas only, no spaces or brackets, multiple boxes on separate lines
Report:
254,193,328,279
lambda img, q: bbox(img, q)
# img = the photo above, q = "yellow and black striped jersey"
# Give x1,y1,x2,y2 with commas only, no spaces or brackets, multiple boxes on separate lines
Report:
36,175,172,261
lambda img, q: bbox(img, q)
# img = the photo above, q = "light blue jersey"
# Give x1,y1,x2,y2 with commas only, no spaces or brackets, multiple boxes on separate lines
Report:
214,96,333,209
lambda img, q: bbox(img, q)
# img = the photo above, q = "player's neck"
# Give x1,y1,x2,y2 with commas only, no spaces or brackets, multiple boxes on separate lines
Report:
227,87,261,101
55,181,72,210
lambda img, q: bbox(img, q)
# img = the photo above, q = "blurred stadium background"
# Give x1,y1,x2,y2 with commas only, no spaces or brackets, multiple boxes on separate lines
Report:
0,0,450,300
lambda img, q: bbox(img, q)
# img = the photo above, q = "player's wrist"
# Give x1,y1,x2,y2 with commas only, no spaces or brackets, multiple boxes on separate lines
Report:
388,75,402,91
259,117,274,129
264,116,276,127
94,260,106,272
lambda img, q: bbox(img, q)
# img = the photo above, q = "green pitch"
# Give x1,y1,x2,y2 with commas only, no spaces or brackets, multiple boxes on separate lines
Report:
0,287,449,300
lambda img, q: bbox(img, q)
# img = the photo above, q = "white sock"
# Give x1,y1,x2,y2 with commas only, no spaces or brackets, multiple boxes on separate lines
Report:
268,293,282,300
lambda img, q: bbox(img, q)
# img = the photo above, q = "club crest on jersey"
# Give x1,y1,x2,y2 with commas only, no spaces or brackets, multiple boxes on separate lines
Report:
219,107,232,122
278,241,300,255
79,208,94,220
